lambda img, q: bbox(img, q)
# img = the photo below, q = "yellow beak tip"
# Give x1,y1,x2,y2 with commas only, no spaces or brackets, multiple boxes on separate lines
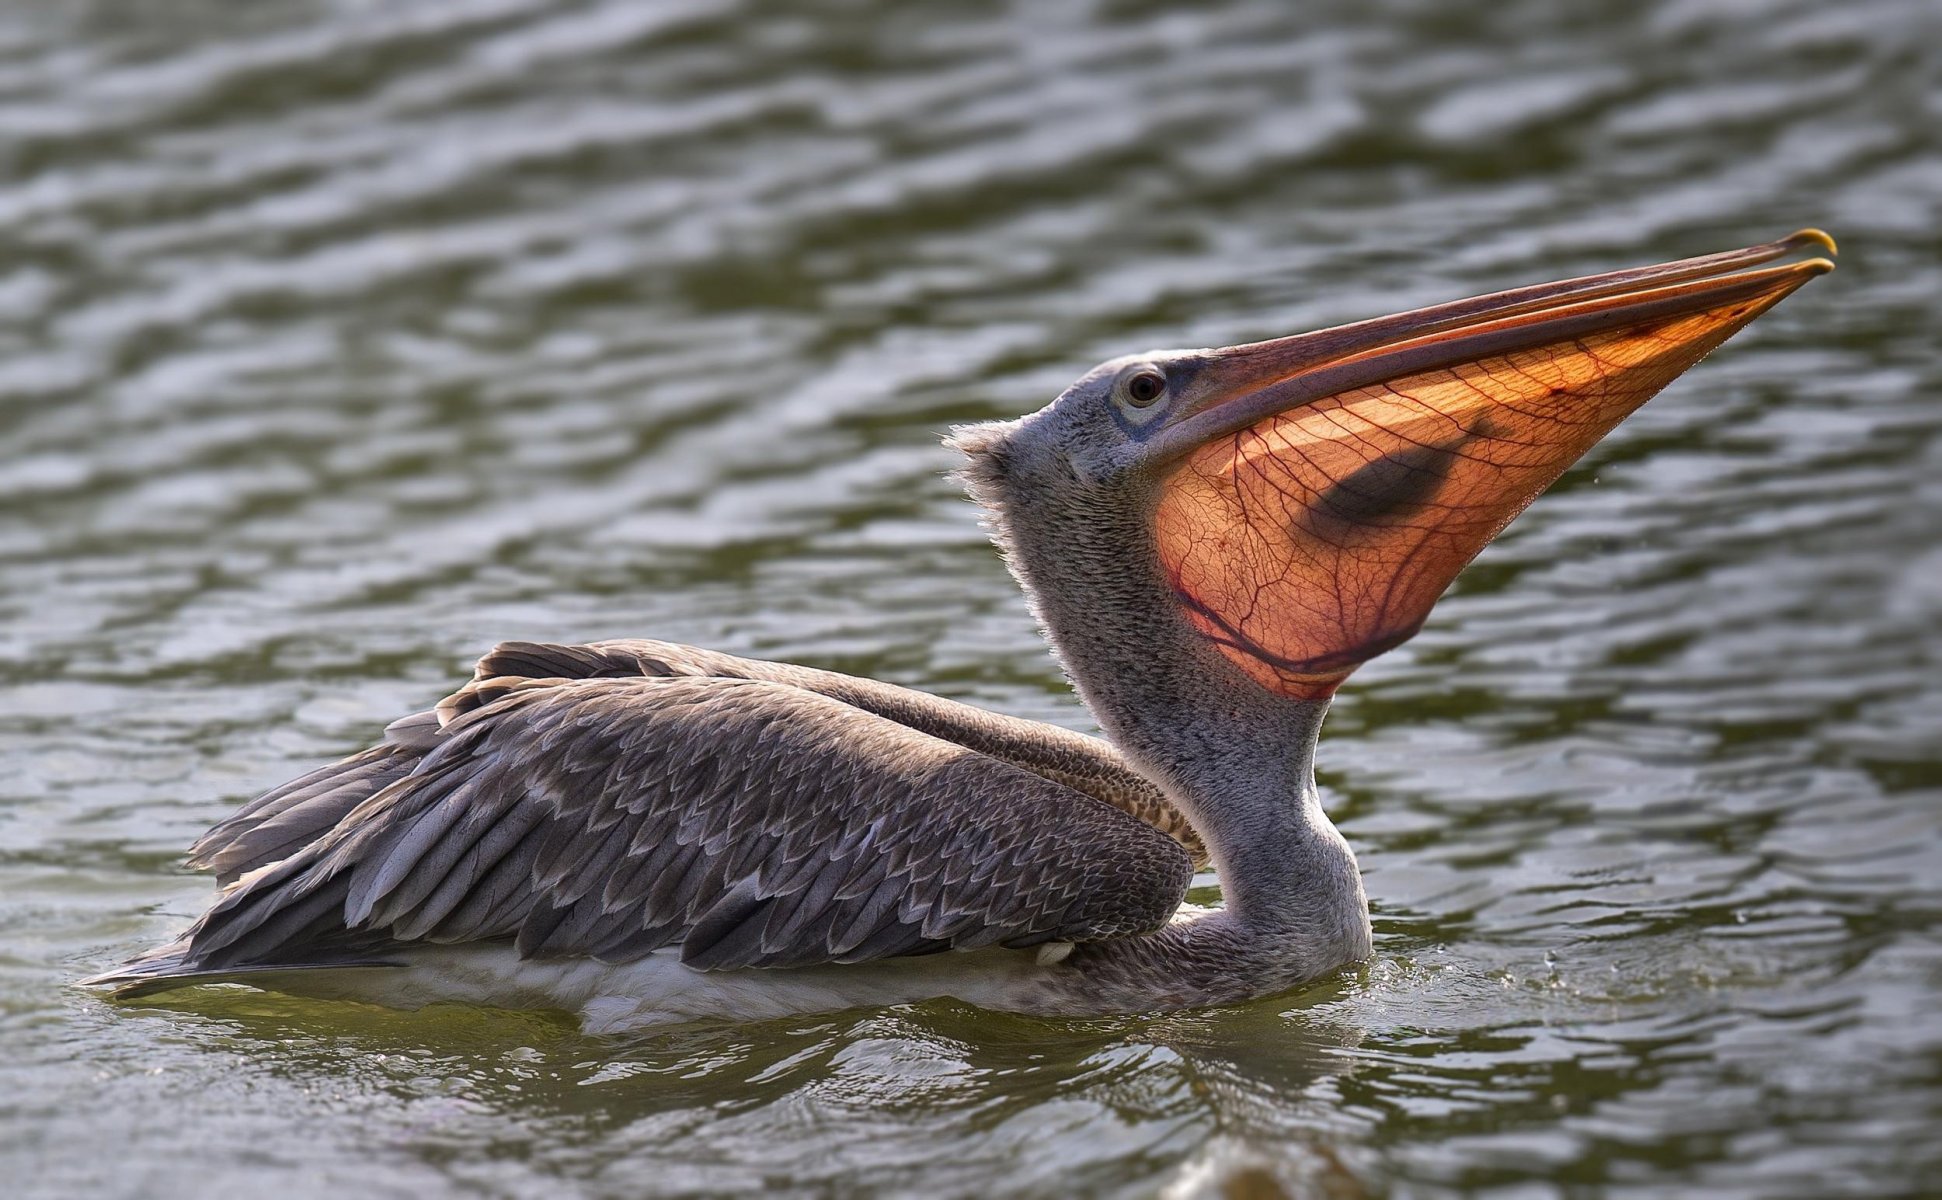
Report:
1787,227,1838,257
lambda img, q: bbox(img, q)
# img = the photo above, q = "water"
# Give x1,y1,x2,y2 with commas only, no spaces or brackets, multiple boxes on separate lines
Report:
3,1,1938,1195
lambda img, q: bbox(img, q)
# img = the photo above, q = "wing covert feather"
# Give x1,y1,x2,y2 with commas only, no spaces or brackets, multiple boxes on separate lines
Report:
169,674,1193,975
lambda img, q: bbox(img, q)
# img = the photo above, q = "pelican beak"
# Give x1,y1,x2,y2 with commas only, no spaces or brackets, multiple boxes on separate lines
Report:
1147,230,1836,700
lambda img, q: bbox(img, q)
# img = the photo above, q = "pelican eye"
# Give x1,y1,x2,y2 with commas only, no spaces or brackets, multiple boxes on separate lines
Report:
1125,371,1166,406
1110,364,1172,427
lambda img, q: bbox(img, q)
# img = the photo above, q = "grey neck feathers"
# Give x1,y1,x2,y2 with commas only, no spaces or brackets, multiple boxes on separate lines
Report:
971,455,1369,952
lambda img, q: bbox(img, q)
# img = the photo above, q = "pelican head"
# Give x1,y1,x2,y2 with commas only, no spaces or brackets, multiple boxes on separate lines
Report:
955,231,1835,706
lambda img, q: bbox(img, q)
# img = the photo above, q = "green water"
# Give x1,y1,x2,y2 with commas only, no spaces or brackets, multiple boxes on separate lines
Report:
4,2,1938,1196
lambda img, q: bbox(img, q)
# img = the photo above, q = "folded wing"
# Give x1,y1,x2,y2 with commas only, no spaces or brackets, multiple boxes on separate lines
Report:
94,648,1193,993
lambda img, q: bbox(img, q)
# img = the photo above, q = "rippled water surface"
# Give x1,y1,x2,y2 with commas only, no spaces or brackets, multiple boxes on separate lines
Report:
5,1,1940,1196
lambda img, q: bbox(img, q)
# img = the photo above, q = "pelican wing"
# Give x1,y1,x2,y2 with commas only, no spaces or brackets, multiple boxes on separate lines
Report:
190,638,1205,885
102,647,1194,989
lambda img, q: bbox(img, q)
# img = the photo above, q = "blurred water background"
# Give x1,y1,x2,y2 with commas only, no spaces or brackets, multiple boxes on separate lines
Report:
3,1,1939,1196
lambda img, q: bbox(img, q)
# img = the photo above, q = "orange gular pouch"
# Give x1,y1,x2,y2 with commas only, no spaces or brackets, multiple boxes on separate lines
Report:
1152,293,1799,700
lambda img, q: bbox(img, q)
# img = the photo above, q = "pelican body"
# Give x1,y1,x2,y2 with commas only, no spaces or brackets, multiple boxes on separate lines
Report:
86,233,1834,1032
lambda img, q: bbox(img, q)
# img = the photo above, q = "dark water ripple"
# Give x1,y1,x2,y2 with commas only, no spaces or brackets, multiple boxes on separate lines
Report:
3,0,1939,1196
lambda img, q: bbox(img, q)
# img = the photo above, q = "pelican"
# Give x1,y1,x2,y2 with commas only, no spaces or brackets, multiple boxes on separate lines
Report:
86,231,1834,1032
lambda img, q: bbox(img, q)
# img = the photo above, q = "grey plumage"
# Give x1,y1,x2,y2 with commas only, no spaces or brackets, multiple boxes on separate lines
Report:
91,642,1197,993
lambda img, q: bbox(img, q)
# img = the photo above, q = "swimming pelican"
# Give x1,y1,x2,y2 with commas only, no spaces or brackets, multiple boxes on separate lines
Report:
86,231,1834,1032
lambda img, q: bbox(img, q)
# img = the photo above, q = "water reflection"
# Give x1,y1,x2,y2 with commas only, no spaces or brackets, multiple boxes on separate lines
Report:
97,992,1370,1197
